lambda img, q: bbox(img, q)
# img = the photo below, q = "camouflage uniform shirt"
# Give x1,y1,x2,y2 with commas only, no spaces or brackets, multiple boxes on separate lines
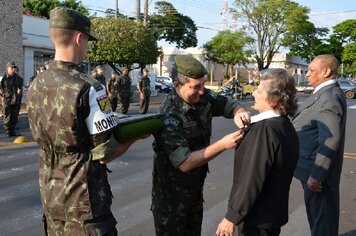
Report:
0,72,23,106
138,75,151,96
26,61,120,235
116,74,131,95
152,88,241,206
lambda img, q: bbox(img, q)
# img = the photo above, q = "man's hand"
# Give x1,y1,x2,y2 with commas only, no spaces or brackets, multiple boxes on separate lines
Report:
234,111,251,129
219,130,244,150
140,92,144,99
307,176,323,192
216,218,235,236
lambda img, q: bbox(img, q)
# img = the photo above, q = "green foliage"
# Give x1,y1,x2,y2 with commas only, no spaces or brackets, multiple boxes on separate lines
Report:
231,0,309,70
23,0,88,18
204,30,254,66
342,61,356,77
333,19,356,43
148,1,198,48
342,42,356,64
286,20,329,62
87,17,159,69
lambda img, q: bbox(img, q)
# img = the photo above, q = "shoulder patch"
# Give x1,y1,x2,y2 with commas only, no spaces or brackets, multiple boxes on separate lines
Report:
208,89,218,99
164,118,180,127
96,94,112,114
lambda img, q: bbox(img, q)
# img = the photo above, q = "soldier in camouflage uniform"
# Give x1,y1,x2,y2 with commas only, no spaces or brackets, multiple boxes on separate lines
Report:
151,55,250,235
116,68,131,114
137,68,151,114
0,62,23,137
95,65,106,86
106,71,119,112
26,7,144,236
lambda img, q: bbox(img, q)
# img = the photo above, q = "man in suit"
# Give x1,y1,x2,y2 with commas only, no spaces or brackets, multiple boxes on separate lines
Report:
293,54,347,236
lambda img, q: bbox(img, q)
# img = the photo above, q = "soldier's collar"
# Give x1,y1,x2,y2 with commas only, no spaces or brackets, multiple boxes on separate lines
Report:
52,60,80,70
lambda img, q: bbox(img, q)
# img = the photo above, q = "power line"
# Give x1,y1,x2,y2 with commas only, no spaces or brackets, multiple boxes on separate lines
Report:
310,9,356,16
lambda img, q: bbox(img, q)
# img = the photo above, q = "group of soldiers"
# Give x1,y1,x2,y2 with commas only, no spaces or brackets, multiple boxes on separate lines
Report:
92,65,152,114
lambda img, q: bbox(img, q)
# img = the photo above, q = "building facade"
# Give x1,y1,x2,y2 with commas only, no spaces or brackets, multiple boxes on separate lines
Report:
0,1,23,76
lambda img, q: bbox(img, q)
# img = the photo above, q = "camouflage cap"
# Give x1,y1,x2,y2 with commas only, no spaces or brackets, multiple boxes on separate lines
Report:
49,7,97,41
6,62,16,68
173,55,207,79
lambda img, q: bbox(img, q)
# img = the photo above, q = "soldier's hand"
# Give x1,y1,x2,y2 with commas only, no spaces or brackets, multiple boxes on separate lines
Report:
307,176,323,192
216,218,235,236
233,111,251,129
220,130,244,150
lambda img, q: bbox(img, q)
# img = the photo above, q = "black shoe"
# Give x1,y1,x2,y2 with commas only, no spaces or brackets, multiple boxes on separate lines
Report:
7,131,20,137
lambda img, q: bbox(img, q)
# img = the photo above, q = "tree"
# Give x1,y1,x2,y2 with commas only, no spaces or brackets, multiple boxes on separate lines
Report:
23,0,88,18
87,17,159,73
333,19,356,43
148,1,198,48
285,21,328,62
204,30,254,66
231,0,309,70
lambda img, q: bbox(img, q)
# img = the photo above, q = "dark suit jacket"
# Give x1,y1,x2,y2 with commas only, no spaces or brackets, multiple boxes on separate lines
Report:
293,82,347,186
225,117,299,228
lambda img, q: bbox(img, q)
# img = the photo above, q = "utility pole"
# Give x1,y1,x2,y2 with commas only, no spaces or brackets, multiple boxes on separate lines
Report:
115,0,118,19
221,0,228,30
134,0,141,22
143,0,148,26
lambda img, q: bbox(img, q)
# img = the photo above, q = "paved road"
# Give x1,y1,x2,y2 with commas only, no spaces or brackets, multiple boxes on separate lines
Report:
1,94,356,235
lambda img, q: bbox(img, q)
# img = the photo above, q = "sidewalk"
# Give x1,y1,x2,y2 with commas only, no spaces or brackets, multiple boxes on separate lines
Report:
0,93,167,147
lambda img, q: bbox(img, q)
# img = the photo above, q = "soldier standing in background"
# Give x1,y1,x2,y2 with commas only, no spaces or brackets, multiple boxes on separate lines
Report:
14,65,24,116
0,62,22,137
95,65,106,85
26,7,146,235
106,71,119,112
137,68,151,114
116,67,131,114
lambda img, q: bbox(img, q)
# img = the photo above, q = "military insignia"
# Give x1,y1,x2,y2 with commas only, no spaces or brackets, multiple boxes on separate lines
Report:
164,118,179,126
96,94,111,114
209,89,218,99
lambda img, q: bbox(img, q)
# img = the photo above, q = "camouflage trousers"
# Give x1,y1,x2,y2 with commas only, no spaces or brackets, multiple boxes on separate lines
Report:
43,213,117,236
139,94,150,114
2,104,18,131
151,183,204,236
118,93,130,114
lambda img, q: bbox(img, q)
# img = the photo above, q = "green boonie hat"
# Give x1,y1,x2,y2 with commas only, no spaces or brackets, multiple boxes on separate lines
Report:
49,7,97,41
173,55,207,79
6,62,16,68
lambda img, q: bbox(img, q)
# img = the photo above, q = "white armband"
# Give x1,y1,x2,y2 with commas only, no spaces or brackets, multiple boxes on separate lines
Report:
85,85,119,134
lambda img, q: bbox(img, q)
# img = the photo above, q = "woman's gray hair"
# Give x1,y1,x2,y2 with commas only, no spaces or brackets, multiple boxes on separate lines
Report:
260,68,298,116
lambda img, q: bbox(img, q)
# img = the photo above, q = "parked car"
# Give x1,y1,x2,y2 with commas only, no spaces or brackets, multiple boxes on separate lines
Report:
338,79,356,99
155,78,171,93
296,82,313,94
157,76,173,86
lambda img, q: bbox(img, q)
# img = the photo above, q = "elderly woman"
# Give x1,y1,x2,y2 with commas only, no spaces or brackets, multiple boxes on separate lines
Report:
216,68,299,236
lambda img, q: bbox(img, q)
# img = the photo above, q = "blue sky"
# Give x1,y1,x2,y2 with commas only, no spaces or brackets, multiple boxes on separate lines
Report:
81,0,356,47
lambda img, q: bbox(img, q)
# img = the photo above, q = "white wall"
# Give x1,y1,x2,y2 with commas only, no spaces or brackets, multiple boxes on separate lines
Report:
22,15,54,84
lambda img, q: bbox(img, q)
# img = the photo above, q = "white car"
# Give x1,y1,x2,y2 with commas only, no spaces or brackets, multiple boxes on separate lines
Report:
157,76,173,86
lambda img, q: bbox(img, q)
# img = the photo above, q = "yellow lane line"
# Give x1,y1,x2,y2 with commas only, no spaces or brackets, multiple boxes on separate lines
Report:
344,152,356,156
344,155,356,160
